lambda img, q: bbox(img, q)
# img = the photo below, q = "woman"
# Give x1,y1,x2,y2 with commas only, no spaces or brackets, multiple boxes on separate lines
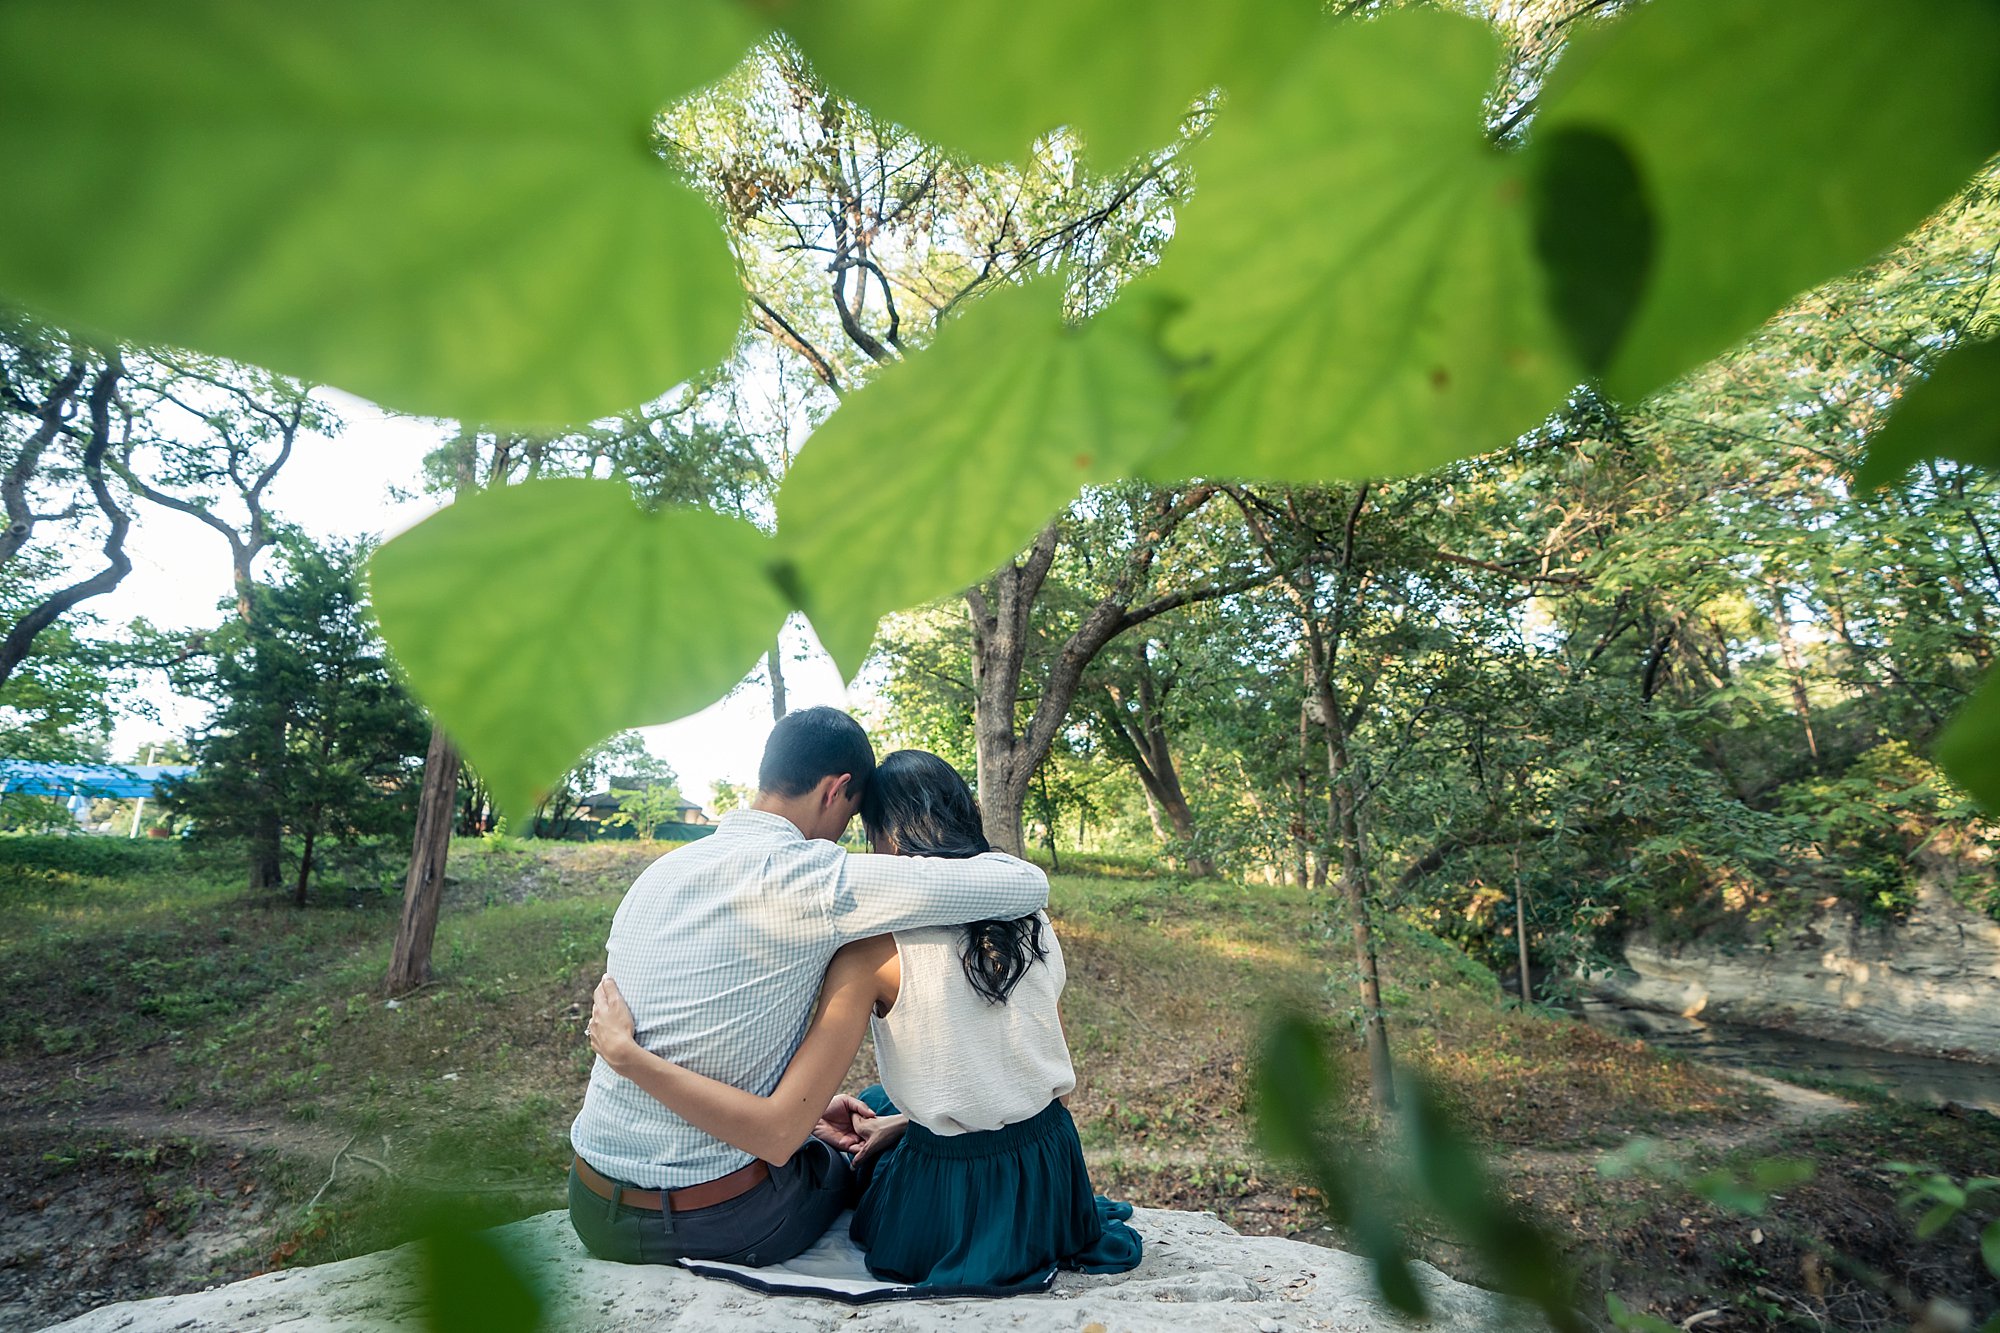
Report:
588,748,1141,1293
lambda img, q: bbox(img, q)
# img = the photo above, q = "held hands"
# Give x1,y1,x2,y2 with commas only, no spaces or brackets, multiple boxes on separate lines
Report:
851,1110,910,1165
812,1093,874,1152
587,974,640,1071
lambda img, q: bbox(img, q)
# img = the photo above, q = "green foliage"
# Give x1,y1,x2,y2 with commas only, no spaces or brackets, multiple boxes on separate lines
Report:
1884,1162,2000,1266
415,1213,544,1333
1605,1292,1681,1333
776,278,1174,676
2,0,1995,808
0,0,756,424
1937,668,2000,823
1600,1138,1815,1219
1776,741,1989,920
1142,10,1572,484
168,541,429,892
369,480,786,817
602,784,684,844
1255,1012,1581,1331
0,835,182,884
767,0,1323,167
1857,337,2000,490
1538,0,2000,400
532,731,674,841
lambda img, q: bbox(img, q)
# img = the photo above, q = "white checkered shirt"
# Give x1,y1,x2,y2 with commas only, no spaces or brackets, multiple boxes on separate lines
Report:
569,808,1050,1188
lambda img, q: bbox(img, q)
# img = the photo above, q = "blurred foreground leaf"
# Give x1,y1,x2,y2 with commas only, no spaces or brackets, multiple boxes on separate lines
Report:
1143,11,1575,484
1401,1082,1581,1332
1254,1015,1429,1317
416,1216,543,1333
775,279,1174,678
1540,0,2000,401
370,480,787,819
1854,338,2000,490
0,0,757,425
1934,668,2000,813
765,0,1325,166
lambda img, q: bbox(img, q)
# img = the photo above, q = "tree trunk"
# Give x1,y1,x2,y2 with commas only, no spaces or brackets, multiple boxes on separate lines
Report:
385,724,459,994
249,714,286,891
294,828,316,908
767,640,788,720
1515,882,1534,1006
1768,584,1819,761
1098,666,1213,876
1329,719,1395,1110
249,814,284,891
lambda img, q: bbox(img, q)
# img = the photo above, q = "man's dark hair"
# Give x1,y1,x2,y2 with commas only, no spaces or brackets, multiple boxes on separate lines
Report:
757,706,875,800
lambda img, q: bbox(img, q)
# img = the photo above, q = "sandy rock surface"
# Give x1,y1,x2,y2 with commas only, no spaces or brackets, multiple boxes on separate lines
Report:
41,1207,1508,1333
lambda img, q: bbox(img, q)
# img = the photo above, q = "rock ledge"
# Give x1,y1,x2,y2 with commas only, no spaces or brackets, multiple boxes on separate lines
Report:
43,1208,1507,1332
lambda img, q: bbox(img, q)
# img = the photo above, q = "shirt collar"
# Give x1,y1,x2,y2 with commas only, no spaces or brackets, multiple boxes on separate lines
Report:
718,808,805,841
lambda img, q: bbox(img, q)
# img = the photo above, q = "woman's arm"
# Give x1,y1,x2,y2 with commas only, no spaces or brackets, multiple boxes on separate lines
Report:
589,937,894,1166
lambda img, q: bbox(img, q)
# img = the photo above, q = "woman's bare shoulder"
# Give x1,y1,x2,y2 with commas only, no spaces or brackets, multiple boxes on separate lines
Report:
832,933,898,971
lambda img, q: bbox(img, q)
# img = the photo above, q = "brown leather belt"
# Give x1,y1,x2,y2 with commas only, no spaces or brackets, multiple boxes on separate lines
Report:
572,1154,769,1213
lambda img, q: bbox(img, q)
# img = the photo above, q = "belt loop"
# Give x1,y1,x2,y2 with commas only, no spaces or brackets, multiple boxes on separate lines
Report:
606,1179,623,1223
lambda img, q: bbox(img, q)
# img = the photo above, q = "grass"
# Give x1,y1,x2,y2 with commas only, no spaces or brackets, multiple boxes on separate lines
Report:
1,835,1992,1330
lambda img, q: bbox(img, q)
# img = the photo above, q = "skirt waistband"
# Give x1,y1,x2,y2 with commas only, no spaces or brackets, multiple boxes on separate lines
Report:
903,1098,1073,1159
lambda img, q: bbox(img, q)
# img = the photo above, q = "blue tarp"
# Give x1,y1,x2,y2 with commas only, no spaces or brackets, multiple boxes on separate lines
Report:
0,762,197,801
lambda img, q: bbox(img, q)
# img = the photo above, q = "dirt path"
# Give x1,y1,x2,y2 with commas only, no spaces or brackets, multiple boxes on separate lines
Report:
1500,1066,1859,1179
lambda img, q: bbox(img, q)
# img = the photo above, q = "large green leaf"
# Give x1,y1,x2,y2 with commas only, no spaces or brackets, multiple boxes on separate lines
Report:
775,279,1174,678
1855,338,2000,489
0,0,760,426
766,0,1325,166
1540,0,2000,401
1141,11,1579,484
370,480,787,818
1937,667,2000,814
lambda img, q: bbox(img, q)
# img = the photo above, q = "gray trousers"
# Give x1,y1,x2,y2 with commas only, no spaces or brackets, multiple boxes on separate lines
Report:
568,1141,854,1268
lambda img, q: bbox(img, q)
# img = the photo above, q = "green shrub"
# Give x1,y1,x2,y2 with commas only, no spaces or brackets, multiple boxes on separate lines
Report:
0,834,185,880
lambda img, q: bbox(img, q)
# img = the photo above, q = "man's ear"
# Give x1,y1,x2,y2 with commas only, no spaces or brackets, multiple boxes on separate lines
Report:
821,773,854,809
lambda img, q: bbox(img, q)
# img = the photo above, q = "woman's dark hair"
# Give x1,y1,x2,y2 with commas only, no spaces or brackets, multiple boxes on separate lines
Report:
860,749,1046,1004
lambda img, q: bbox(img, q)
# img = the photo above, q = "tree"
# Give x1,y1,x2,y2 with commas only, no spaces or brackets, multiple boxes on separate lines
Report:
168,540,428,905
604,780,686,843
0,563,117,762
0,312,132,694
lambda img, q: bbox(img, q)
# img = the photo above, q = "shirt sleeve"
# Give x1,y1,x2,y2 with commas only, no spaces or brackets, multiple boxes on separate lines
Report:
827,850,1050,942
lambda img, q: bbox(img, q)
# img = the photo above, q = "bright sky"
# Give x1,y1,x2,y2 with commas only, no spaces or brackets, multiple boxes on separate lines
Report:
99,390,858,808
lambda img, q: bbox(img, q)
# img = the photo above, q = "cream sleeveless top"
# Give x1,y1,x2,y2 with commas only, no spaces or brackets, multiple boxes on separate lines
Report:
869,912,1076,1136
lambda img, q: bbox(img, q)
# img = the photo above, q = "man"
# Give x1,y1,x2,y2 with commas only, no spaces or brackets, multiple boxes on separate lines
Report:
568,707,1049,1266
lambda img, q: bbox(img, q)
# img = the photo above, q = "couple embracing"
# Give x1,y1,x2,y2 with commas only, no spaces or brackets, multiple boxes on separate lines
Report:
568,707,1143,1294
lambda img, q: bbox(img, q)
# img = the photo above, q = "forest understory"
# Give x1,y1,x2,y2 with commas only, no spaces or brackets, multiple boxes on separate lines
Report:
2,839,1993,1332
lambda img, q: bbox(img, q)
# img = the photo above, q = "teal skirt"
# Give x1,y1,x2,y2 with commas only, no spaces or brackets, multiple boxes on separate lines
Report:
849,1086,1143,1293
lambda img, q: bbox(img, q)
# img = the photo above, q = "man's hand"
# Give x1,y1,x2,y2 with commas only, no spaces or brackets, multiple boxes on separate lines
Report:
811,1093,874,1153
587,974,640,1072
852,1111,909,1165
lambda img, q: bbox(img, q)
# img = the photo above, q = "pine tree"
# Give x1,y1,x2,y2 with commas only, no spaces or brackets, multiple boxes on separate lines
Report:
167,539,428,903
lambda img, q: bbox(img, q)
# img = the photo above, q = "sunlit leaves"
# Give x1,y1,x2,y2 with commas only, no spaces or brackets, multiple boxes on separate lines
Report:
369,481,787,818
1539,0,2000,401
763,0,1325,166
1142,11,1577,485
0,0,759,426
1855,339,2000,490
774,279,1175,678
